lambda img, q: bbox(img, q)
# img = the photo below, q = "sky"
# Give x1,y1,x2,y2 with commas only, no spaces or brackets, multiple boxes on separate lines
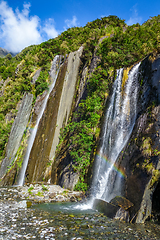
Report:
0,0,160,53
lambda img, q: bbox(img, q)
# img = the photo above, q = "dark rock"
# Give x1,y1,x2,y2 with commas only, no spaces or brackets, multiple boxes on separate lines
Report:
109,196,134,211
58,165,79,191
114,208,130,222
93,198,119,218
117,54,160,223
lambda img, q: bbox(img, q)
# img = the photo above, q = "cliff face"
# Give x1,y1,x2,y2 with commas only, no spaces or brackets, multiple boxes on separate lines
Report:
0,47,84,185
116,53,160,222
0,93,33,179
1,48,160,224
50,52,160,222
26,46,83,183
0,15,160,223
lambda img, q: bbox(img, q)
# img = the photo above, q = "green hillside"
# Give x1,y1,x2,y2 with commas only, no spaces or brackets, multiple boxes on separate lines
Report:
0,14,160,180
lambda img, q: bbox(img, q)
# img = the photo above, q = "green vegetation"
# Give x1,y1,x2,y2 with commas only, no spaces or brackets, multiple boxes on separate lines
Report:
28,186,34,195
151,169,160,186
56,15,160,190
0,16,125,159
98,16,160,69
42,184,48,191
35,71,49,97
57,67,110,190
36,191,44,197
0,15,160,190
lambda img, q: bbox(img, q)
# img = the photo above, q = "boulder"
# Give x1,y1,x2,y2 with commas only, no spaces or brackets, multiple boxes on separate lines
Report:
114,208,130,222
93,198,119,218
109,196,133,211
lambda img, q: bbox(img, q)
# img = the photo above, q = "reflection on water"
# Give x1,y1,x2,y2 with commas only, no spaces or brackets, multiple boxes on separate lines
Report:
33,201,95,215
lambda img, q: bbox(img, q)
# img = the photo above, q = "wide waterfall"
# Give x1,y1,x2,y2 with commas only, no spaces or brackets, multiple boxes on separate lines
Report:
91,62,141,204
17,55,61,186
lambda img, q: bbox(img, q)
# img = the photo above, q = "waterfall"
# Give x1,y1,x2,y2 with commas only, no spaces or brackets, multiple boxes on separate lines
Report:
91,62,141,204
17,55,61,186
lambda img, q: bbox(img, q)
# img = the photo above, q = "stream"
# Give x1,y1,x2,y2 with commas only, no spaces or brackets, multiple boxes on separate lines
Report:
1,188,160,239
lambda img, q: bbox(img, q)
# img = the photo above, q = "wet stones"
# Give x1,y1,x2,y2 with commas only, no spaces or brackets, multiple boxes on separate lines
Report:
93,196,133,222
17,184,85,203
1,188,160,240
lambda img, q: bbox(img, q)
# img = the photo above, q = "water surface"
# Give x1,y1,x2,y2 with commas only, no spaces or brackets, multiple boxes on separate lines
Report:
1,189,160,240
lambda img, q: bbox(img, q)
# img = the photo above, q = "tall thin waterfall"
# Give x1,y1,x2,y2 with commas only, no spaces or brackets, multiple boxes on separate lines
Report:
17,55,61,186
91,62,141,203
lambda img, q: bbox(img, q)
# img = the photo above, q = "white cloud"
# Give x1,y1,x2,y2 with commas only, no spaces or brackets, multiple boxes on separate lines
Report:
65,16,78,29
0,1,58,53
42,18,58,39
126,5,142,25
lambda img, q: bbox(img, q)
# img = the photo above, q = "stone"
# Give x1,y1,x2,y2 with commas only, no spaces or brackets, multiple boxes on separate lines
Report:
109,196,133,211
31,68,41,84
57,165,79,191
49,193,56,199
93,198,119,218
114,208,130,222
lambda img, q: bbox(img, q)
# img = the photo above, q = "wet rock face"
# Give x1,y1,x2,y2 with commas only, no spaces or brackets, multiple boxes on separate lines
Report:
152,180,160,221
118,54,160,223
26,58,68,183
151,54,160,103
26,47,83,183
0,93,33,179
49,47,84,162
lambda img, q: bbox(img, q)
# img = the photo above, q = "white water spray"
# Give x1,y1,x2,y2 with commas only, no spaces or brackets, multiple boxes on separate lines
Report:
17,55,61,186
92,62,141,203
75,62,141,210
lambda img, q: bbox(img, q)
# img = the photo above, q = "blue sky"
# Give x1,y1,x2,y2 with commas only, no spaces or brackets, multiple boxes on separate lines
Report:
0,0,159,53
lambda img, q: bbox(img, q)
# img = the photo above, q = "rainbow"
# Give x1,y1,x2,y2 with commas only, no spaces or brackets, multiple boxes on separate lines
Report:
96,152,126,179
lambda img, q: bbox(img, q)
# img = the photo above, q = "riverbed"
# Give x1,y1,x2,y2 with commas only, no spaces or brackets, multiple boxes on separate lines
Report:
1,187,160,240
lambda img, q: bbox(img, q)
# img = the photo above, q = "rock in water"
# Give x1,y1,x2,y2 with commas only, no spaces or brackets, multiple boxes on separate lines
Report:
109,196,134,210
93,198,119,218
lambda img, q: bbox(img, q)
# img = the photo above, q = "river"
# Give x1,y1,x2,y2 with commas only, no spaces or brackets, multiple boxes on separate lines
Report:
0,187,160,239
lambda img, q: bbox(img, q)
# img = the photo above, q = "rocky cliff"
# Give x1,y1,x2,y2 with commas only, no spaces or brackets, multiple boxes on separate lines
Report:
116,53,160,222
0,15,160,223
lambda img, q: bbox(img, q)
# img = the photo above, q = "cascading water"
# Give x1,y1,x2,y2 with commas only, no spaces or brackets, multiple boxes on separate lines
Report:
91,62,141,203
17,55,61,186
75,62,141,210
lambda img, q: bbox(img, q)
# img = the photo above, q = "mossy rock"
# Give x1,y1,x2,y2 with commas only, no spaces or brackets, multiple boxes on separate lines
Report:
109,196,134,211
